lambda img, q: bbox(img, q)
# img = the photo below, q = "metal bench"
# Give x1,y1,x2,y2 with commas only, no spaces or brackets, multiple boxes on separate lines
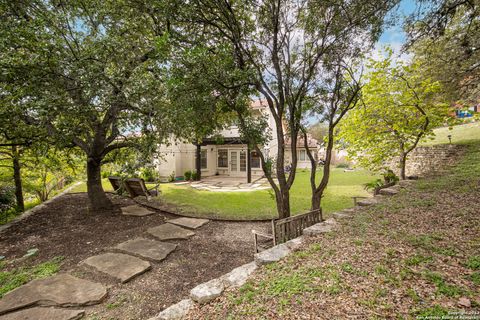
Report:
252,209,322,253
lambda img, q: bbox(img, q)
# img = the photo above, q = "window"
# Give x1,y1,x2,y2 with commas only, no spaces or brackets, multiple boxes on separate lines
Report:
240,151,246,172
299,150,306,161
217,149,228,168
251,151,261,168
201,150,207,169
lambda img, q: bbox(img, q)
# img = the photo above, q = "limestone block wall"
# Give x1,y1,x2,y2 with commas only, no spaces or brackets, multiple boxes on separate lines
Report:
386,144,465,177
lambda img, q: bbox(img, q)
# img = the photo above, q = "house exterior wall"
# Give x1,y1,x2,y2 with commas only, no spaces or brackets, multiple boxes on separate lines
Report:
155,102,319,179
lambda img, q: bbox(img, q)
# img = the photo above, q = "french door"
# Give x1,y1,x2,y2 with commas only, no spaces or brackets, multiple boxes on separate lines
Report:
229,150,247,176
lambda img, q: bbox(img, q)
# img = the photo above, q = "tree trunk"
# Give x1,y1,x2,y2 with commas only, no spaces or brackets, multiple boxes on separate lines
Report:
276,190,290,219
399,152,407,180
195,144,201,181
310,127,334,219
86,157,112,212
12,145,24,212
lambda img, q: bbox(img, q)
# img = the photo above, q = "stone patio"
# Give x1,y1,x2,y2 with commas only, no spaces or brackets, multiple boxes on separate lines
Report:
176,176,274,192
147,223,196,240
83,252,151,283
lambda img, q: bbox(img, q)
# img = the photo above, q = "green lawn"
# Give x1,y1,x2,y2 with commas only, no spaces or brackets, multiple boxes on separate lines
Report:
68,179,114,193
157,169,378,220
423,121,480,146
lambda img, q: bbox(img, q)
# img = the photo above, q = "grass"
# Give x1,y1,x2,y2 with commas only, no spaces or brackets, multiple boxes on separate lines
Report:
69,179,114,193
422,121,480,146
156,168,378,220
0,256,63,297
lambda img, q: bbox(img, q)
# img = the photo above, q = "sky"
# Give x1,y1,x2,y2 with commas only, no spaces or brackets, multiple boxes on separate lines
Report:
375,0,417,60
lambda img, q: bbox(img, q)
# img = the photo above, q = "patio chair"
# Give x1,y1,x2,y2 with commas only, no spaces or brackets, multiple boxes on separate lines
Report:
108,176,124,193
123,178,160,201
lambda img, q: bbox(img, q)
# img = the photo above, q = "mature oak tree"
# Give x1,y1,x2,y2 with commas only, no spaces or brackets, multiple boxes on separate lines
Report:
0,0,174,211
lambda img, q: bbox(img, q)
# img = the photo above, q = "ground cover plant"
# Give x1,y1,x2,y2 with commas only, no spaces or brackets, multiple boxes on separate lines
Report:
186,141,480,318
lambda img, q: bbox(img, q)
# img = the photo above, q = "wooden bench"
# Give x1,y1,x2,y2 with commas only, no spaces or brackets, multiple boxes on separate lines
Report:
123,178,159,201
252,209,322,253
108,176,124,193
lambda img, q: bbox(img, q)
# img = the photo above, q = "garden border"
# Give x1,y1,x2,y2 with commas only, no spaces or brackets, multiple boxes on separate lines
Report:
0,182,82,234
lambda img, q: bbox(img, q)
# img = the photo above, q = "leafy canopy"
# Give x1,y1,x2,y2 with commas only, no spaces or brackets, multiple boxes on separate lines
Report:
338,50,450,172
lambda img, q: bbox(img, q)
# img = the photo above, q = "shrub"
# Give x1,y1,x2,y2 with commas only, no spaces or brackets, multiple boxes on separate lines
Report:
191,171,198,180
364,179,383,192
383,169,399,184
0,185,16,213
140,167,158,182
336,163,350,169
184,170,192,181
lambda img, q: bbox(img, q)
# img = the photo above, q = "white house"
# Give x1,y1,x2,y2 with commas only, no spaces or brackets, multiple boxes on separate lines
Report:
155,100,319,182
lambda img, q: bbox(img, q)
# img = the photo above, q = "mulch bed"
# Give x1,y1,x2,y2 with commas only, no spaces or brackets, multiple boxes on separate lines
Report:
0,193,268,319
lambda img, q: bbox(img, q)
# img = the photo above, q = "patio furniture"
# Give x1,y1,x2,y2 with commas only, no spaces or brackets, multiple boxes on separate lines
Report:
108,176,124,193
123,178,160,201
252,209,322,253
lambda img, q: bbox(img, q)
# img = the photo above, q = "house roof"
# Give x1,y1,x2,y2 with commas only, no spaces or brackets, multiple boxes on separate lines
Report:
285,133,319,149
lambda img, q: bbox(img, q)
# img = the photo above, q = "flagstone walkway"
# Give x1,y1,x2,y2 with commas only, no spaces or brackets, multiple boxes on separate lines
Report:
0,205,210,320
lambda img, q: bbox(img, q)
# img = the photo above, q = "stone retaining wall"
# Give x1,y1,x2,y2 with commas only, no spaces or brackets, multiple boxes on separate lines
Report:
387,144,464,177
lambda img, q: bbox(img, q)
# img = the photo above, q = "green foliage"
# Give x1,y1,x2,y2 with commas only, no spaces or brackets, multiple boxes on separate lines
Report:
184,171,192,181
412,305,450,317
191,171,198,181
382,170,399,184
0,185,16,214
364,179,383,192
409,3,480,105
423,271,465,297
465,256,480,270
140,167,158,182
338,50,450,174
0,256,63,297
404,254,433,266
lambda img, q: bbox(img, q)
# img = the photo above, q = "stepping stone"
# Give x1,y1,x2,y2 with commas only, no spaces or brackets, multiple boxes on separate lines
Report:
121,205,154,217
147,223,195,240
167,217,209,229
190,278,225,304
149,299,194,320
356,198,378,206
83,253,151,283
379,188,399,196
0,274,106,315
254,243,291,265
1,307,85,320
114,238,177,262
